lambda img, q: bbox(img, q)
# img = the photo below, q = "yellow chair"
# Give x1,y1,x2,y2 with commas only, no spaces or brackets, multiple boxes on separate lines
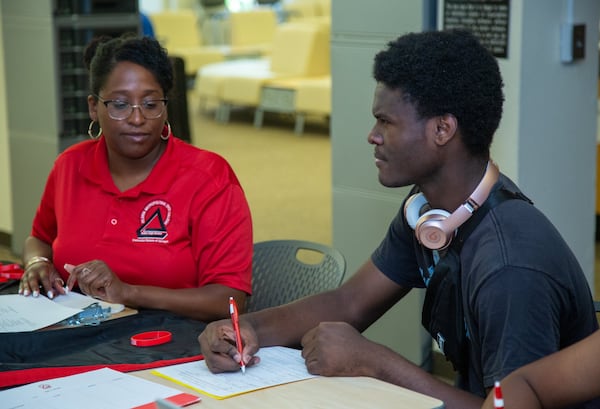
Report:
195,58,272,114
293,75,331,133
149,10,226,77
315,0,331,17
227,8,277,52
251,75,330,134
197,20,329,121
150,9,277,78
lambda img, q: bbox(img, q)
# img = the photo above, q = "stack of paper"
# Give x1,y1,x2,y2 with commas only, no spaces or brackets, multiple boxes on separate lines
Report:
0,292,124,332
53,290,125,314
152,346,318,399
0,367,200,409
0,294,82,332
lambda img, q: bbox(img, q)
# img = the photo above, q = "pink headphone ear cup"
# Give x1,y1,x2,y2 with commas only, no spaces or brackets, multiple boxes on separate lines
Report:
415,209,453,250
404,193,429,230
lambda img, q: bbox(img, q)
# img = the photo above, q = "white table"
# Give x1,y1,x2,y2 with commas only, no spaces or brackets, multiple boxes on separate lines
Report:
134,370,445,409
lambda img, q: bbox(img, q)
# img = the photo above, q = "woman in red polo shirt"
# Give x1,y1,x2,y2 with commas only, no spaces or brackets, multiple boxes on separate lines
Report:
18,34,253,322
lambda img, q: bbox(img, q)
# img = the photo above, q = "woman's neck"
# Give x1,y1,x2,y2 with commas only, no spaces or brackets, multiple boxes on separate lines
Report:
108,140,166,192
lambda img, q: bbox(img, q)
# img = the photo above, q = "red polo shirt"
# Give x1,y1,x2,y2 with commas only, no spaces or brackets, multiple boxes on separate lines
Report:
31,137,252,293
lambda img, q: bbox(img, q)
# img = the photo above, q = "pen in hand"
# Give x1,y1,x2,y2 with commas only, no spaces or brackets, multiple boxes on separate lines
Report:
229,296,245,373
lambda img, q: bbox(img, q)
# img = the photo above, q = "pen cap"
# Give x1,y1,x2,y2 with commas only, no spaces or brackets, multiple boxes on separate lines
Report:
493,380,504,408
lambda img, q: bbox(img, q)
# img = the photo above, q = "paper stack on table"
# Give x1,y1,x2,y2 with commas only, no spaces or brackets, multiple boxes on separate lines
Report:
152,346,318,399
0,367,200,409
53,290,125,313
0,292,124,332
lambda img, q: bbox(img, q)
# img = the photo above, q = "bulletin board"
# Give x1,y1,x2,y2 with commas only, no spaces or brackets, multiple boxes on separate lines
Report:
439,0,510,59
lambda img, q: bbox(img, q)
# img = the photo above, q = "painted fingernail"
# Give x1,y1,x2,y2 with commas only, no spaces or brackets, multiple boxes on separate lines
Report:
23,289,30,296
32,290,39,298
64,286,69,294
47,290,54,299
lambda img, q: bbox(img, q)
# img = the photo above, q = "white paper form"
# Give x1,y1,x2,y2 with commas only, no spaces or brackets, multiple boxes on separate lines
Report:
0,294,82,332
53,291,125,313
152,346,318,399
0,367,194,409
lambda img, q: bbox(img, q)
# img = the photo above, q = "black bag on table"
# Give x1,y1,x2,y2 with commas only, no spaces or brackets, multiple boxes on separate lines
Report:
0,307,205,388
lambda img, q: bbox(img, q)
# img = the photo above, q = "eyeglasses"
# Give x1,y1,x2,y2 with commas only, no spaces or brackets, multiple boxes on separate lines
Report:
95,95,168,120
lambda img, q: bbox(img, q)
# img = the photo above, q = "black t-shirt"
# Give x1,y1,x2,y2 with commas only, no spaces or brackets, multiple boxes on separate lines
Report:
372,174,599,400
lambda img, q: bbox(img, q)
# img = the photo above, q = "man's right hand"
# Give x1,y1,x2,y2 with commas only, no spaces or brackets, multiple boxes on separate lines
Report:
198,318,261,373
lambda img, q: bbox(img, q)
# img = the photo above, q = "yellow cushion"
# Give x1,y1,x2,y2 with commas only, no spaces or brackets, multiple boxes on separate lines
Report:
315,0,331,16
270,21,330,77
149,10,272,76
149,11,203,48
150,10,221,76
196,20,330,107
171,47,227,76
222,77,272,105
228,8,277,48
295,76,331,114
196,59,270,101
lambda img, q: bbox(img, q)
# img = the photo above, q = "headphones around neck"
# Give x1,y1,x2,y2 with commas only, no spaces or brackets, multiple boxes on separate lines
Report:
404,161,500,250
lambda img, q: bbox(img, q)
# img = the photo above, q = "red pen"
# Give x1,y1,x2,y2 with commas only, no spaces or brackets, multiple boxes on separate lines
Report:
229,296,245,373
494,380,504,409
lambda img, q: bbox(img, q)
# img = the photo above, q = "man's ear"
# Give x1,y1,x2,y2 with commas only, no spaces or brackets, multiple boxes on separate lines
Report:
87,94,98,121
430,114,458,146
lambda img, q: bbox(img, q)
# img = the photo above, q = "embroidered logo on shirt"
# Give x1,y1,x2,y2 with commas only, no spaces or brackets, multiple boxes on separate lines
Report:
134,200,171,243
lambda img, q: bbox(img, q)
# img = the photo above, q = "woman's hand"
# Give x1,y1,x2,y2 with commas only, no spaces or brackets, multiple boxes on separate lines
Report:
19,258,65,299
64,260,130,303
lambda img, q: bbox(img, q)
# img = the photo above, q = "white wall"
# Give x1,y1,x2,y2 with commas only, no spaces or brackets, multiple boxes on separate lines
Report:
331,0,435,368
491,0,600,285
0,7,12,235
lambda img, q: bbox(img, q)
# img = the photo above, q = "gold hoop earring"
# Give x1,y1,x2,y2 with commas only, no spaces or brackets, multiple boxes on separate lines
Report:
161,121,172,141
88,120,102,139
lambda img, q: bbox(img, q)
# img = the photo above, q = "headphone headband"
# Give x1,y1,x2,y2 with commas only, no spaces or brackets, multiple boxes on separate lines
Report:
441,160,499,234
